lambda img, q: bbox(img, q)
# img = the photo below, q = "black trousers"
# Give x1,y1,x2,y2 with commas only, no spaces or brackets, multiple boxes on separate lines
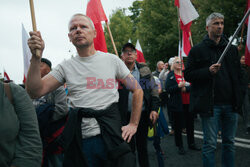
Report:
172,104,195,147
128,110,150,167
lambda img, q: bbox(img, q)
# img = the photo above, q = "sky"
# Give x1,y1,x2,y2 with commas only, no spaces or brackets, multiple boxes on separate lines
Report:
0,0,136,84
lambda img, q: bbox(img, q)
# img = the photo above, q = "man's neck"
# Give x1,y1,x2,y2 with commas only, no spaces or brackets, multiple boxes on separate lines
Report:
126,62,136,72
76,45,96,57
209,35,221,45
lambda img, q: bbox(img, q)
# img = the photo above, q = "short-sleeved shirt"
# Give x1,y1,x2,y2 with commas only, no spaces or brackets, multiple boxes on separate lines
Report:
49,51,130,138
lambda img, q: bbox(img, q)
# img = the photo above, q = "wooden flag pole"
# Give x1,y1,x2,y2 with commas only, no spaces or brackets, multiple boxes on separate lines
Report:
29,0,40,57
189,32,194,47
105,21,119,57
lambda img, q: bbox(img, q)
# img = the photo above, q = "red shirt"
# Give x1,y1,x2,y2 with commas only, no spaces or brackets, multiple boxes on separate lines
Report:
174,73,190,104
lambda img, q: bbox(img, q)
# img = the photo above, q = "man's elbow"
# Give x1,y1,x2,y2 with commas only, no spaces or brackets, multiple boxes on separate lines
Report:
135,88,144,98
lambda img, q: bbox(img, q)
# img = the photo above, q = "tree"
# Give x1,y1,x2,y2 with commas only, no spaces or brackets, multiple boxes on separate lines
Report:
191,0,246,45
138,0,178,69
128,0,143,41
104,9,133,56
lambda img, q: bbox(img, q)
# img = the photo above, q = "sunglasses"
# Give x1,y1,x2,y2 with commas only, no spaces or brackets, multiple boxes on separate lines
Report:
123,50,136,54
175,61,181,64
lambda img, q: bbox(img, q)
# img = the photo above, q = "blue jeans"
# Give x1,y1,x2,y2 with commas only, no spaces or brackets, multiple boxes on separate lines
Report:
82,135,107,167
201,105,238,167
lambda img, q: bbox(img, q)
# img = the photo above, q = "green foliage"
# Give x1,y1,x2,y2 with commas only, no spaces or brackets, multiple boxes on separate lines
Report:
104,9,133,56
138,0,178,69
104,0,247,70
191,0,246,44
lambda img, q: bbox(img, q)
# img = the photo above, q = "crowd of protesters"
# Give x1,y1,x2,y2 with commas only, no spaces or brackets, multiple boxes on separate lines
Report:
0,11,249,167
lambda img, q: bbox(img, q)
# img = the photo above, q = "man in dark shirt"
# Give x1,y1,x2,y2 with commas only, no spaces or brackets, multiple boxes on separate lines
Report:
184,12,247,167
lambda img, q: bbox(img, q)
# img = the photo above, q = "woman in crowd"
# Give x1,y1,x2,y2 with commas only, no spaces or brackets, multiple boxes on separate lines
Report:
0,81,42,167
165,57,200,155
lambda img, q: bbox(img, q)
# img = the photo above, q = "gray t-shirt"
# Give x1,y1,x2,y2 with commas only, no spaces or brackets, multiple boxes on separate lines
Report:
49,51,130,138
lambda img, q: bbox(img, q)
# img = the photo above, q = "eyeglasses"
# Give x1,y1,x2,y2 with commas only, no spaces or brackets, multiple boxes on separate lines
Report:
123,50,136,54
174,61,181,64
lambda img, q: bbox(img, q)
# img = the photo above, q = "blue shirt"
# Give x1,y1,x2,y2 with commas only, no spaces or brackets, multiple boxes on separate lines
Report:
128,64,145,112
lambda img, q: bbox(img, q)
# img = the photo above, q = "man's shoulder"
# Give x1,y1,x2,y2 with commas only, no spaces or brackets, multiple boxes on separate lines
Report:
192,40,207,50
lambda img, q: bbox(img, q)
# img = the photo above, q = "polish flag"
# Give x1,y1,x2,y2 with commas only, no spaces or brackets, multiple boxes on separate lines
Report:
175,0,199,25
245,1,250,66
135,40,146,63
175,0,198,58
22,24,32,83
86,0,108,52
4,69,10,81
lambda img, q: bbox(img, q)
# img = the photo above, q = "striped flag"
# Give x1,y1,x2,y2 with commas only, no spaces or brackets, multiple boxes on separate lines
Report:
136,40,146,63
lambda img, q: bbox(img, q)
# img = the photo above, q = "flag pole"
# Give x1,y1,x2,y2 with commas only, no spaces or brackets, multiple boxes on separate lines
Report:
29,0,40,58
189,32,194,47
217,9,250,64
105,21,119,57
177,7,184,79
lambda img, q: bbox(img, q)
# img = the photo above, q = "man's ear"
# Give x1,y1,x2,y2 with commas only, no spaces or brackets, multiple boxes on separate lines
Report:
68,33,72,42
206,26,209,31
93,29,97,38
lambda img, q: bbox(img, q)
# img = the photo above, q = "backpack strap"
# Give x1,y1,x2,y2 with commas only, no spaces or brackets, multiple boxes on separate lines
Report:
4,83,13,105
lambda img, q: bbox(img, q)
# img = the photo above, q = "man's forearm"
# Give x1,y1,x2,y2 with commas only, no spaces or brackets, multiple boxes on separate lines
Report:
130,89,143,125
26,56,43,98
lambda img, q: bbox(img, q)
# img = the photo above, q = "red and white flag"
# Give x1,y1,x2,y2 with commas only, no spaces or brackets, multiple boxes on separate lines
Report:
245,0,250,66
22,24,32,83
4,69,10,81
175,0,198,58
135,40,146,63
86,0,108,52
175,0,199,25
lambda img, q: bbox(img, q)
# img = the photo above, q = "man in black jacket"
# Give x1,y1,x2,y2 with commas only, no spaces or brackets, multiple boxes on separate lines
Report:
119,43,160,167
184,12,247,167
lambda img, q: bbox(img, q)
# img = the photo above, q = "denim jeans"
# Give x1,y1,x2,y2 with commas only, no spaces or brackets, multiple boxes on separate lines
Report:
201,105,238,167
82,135,107,167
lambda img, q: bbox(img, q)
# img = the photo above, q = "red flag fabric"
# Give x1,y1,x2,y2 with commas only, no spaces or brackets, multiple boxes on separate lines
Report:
135,40,146,63
86,0,107,24
175,0,180,7
86,0,108,52
182,30,191,57
4,69,10,81
180,20,192,32
93,22,108,52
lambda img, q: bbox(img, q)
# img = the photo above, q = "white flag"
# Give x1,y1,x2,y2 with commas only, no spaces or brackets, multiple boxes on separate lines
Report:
179,0,199,25
22,24,32,82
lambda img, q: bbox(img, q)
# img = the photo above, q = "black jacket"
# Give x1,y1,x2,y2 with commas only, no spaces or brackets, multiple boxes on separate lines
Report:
51,103,136,167
118,62,160,125
165,71,191,112
184,35,247,117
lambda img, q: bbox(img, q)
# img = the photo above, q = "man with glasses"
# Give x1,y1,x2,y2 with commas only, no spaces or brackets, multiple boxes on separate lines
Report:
119,43,160,167
184,12,247,167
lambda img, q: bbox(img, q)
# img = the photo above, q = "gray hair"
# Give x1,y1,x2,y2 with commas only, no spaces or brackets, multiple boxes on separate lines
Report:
68,13,95,31
206,12,224,26
157,61,164,67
